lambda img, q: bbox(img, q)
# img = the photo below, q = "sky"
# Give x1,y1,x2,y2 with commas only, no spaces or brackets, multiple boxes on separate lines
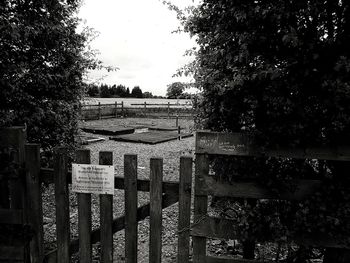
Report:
78,0,197,96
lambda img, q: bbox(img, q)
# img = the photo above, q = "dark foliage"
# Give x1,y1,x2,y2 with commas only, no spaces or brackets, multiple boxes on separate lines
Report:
0,0,96,150
180,0,350,258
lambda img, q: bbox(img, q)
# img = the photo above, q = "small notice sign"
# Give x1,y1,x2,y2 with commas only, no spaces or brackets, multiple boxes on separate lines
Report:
72,164,114,195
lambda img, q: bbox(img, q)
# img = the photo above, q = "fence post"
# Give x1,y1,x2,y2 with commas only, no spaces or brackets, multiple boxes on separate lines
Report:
98,102,101,120
9,127,26,210
99,151,114,263
177,157,192,263
144,101,147,110
167,102,170,119
54,147,70,263
125,155,138,263
115,102,118,118
193,154,209,263
121,101,124,117
25,144,44,263
76,149,92,263
149,158,163,263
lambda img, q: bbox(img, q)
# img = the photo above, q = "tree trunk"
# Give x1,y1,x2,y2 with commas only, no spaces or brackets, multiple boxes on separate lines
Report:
242,240,255,259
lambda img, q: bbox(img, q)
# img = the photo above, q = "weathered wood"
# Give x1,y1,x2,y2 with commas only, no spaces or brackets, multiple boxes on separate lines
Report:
54,147,70,263
99,151,114,263
98,102,101,119
9,127,26,210
0,208,23,224
25,144,44,263
177,157,193,263
197,174,321,201
43,193,179,262
40,168,180,194
206,256,271,263
191,216,350,249
125,154,138,263
149,158,163,263
196,131,350,161
115,102,118,118
0,246,25,260
193,154,209,263
76,149,92,263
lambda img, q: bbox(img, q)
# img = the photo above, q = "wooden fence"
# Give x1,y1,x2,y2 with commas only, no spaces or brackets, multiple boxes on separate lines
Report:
0,127,193,263
81,101,194,120
191,131,350,263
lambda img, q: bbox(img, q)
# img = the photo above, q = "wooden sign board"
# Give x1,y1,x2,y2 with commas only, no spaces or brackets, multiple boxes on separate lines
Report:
195,131,350,161
72,164,114,195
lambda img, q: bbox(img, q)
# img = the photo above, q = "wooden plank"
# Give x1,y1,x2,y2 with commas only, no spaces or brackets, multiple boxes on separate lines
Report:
40,168,180,194
8,127,26,210
25,144,44,263
76,149,92,263
195,131,350,161
193,154,209,263
43,193,179,262
0,245,25,260
0,208,23,224
197,174,321,201
206,255,271,263
191,216,350,249
99,151,114,263
149,158,163,263
177,157,193,263
54,147,70,263
124,154,138,263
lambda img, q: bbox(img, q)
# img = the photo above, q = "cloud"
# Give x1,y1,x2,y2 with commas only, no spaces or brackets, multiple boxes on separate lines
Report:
79,0,196,96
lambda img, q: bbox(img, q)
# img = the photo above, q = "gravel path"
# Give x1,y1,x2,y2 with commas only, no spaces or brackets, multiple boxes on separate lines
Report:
42,118,195,262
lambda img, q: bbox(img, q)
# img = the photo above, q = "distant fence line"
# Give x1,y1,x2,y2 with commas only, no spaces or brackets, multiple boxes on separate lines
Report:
80,101,194,120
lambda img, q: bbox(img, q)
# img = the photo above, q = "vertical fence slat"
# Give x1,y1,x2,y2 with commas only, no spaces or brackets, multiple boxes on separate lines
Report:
76,149,92,263
98,102,101,120
99,151,114,263
167,102,170,119
193,154,209,263
125,155,138,263
9,127,26,209
177,157,192,263
54,147,70,263
115,102,118,118
121,101,124,117
25,144,44,263
149,158,163,263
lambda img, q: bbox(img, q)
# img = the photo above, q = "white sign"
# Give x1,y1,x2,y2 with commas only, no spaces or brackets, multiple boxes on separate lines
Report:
72,164,114,195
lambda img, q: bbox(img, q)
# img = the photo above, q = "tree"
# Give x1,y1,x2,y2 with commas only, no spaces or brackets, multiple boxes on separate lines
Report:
126,87,130,97
181,1,350,262
142,91,153,98
115,84,127,97
131,86,143,98
0,0,101,151
86,84,99,97
99,84,111,98
166,82,185,98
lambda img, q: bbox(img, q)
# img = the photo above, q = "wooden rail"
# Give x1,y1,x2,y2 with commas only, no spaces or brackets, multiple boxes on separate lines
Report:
191,131,350,263
39,151,192,262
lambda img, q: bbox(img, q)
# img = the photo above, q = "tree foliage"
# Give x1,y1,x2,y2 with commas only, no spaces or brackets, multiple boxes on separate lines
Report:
0,0,99,150
166,81,186,98
181,0,350,259
131,86,143,98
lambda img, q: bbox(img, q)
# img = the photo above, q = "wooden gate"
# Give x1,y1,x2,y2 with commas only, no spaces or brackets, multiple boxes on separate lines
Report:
0,127,193,262
0,127,43,262
190,131,350,262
